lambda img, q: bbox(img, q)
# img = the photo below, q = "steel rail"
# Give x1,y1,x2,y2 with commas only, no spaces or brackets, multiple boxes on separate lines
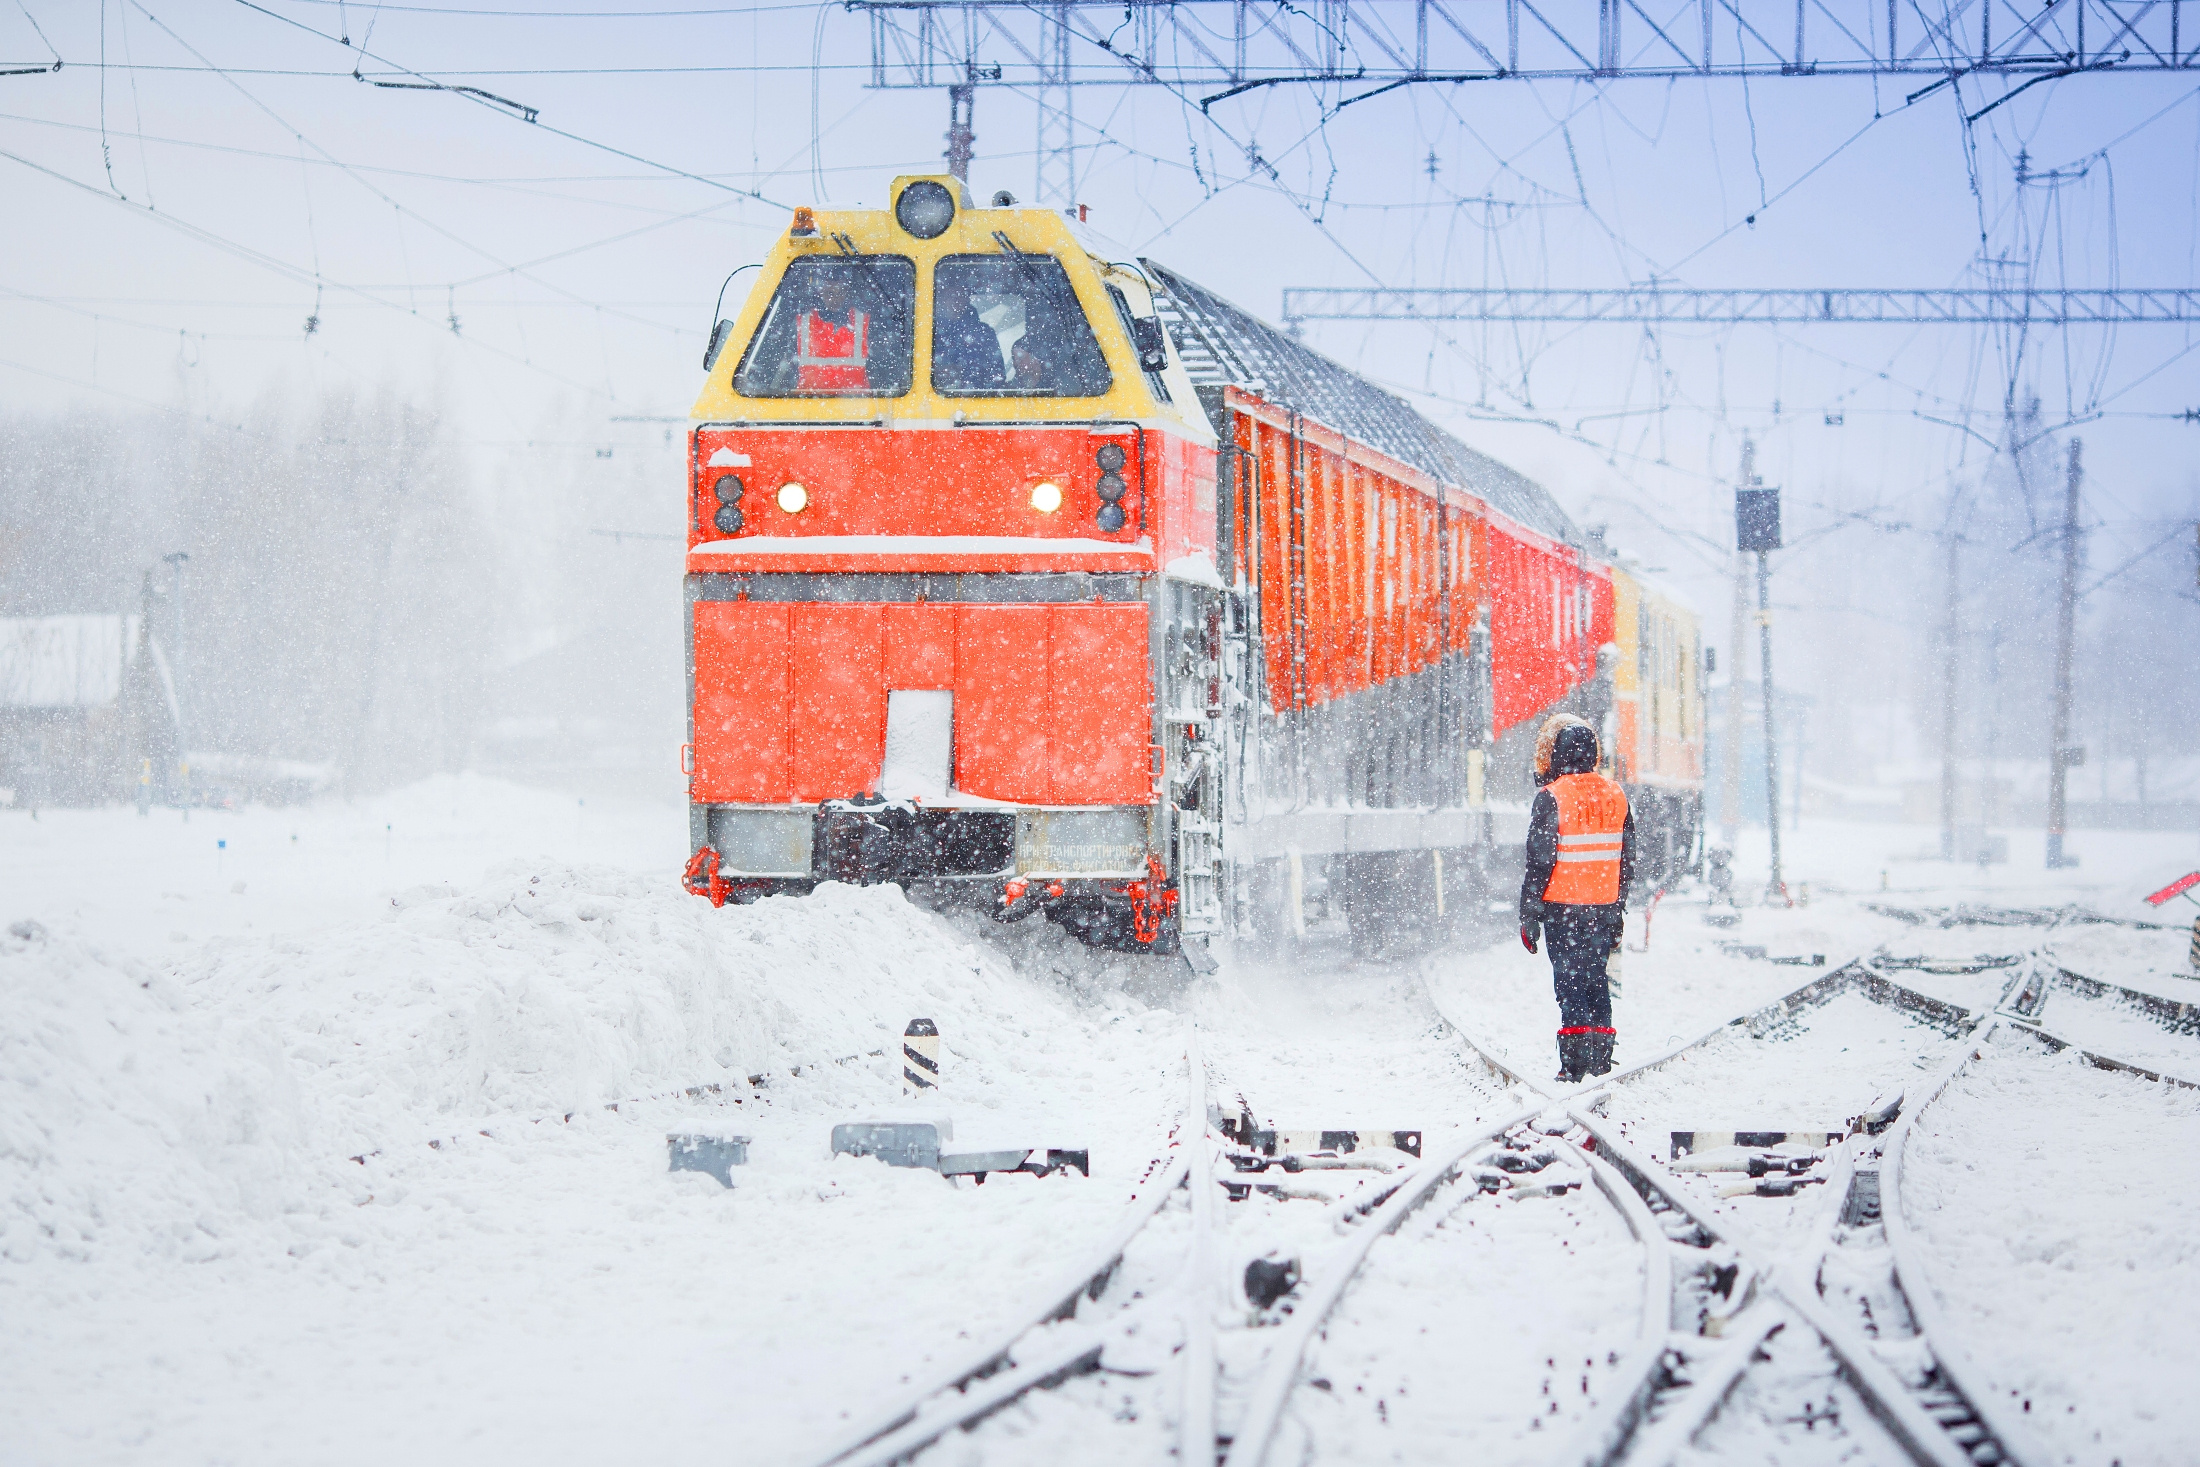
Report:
1177,1028,1218,1467
1998,952,2200,1088
2040,965,2200,1034
1862,963,2200,1467
1555,1132,1703,1467
1223,968,1878,1467
1873,1018,2052,1467
1218,1095,1550,1467
1998,1016,2200,1088
1582,1115,1987,1467
1427,960,2023,1467
800,1039,1206,1467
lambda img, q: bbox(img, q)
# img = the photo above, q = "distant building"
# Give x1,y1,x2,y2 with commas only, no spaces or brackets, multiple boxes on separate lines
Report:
0,612,180,806
1703,681,1814,829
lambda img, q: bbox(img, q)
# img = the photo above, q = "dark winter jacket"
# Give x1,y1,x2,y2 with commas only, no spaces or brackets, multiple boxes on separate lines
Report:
1520,724,1636,922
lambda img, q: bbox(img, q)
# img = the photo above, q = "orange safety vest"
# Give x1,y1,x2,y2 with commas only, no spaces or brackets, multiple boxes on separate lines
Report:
796,309,870,390
1542,771,1628,905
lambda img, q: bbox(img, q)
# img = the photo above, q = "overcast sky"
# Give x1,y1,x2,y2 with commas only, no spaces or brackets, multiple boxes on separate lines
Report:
5,2,2196,623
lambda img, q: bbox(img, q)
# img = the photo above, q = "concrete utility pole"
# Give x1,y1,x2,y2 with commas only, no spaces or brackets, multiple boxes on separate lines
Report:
1720,437,1752,844
1939,527,1961,860
2046,438,2085,868
1753,545,1785,899
161,551,189,757
159,549,189,804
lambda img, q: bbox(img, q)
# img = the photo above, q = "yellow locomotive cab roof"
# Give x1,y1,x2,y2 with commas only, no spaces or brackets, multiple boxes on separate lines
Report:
690,175,1209,437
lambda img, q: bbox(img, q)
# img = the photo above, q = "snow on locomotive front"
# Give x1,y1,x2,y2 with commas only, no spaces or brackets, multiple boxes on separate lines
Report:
680,177,1219,954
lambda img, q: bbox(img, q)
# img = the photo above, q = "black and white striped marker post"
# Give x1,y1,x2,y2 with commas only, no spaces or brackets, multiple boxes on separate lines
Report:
2190,915,2199,971
903,1018,940,1098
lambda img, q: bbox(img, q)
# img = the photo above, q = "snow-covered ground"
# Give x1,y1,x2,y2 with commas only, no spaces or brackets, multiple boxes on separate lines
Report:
1900,1031,2200,1467
3,784,1184,1466
4,792,2197,1465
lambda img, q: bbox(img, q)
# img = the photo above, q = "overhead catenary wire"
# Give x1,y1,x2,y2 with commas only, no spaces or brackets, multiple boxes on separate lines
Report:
226,0,809,208
134,0,709,339
0,144,627,403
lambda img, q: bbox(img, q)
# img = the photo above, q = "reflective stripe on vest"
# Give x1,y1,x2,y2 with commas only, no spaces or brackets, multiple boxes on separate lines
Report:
797,309,870,390
1542,771,1628,905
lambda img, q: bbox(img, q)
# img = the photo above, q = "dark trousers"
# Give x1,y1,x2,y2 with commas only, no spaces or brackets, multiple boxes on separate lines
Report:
1545,903,1623,1031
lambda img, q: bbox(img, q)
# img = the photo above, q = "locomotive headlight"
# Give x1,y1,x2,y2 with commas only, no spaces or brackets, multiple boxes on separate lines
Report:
713,474,744,504
1095,443,1127,472
895,180,956,239
1095,472,1127,503
1029,481,1063,513
713,504,744,534
1096,503,1128,533
776,481,809,514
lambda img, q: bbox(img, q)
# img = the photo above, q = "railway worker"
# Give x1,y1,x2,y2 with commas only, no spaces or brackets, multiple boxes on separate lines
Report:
932,272,1008,390
793,273,872,392
1519,715,1637,1083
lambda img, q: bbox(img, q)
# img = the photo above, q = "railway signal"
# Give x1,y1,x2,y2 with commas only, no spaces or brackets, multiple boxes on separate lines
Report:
1735,479,1787,903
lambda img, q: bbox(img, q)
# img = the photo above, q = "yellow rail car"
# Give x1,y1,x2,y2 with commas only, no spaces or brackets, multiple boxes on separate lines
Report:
1608,564,1706,885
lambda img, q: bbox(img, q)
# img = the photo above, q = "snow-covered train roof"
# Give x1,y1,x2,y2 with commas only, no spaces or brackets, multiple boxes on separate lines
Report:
1142,260,1583,548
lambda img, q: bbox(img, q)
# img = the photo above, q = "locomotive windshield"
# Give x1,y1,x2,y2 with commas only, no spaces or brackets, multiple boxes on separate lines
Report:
931,255,1113,397
735,256,916,398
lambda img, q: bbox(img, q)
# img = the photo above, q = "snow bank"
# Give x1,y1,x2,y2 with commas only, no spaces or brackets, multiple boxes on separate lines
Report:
5,866,1190,1465
0,922,338,1267
190,863,830,1156
5,867,1173,1264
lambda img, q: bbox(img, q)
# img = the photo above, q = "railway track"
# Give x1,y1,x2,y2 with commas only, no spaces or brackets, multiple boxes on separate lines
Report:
1431,958,2040,1467
791,941,2195,1467
1431,944,2200,1467
799,1039,1203,1467
1215,960,1964,1466
792,1003,1543,1467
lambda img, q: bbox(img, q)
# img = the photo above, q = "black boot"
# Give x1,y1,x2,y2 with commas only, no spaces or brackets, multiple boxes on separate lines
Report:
1554,1031,1584,1083
1584,1030,1615,1077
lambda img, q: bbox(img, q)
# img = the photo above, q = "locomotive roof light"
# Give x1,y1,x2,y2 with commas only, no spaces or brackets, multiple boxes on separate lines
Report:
789,207,817,237
1095,472,1127,504
1095,503,1127,533
1029,481,1064,514
894,180,956,239
776,481,809,514
1094,443,1127,472
714,504,744,534
713,474,744,504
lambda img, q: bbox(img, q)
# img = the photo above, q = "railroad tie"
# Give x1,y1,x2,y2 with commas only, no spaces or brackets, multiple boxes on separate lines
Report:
903,1018,940,1098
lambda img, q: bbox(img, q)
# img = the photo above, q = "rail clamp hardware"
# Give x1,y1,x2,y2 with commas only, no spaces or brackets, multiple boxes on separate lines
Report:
666,1130,750,1187
831,1119,1091,1183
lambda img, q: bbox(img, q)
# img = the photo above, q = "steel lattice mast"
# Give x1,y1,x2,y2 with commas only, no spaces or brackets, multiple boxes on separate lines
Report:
854,1,2199,202
1276,287,2200,327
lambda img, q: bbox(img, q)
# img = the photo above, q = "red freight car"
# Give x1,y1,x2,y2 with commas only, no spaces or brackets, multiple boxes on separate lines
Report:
682,178,1704,956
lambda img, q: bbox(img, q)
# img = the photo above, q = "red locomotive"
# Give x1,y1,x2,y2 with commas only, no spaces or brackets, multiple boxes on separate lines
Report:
682,177,1703,956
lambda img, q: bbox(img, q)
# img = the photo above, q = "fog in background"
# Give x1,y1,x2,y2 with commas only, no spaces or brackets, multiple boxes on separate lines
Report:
2,3,2195,822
